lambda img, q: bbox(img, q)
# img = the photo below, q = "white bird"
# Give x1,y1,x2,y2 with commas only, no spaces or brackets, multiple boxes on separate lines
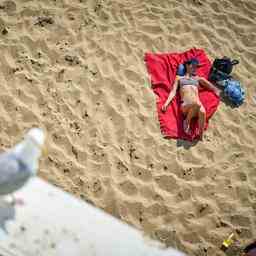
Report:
0,128,46,205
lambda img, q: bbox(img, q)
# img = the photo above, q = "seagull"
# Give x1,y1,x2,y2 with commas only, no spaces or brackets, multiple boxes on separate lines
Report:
0,128,46,205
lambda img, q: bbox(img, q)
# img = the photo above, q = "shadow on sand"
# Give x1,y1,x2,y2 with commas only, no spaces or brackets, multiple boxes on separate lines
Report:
176,139,199,149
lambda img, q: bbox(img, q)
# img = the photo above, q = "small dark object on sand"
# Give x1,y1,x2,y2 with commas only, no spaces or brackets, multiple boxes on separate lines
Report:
65,55,80,65
2,27,8,35
193,0,203,5
34,16,54,27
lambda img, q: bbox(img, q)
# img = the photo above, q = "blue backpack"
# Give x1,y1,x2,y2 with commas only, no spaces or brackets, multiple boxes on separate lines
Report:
222,79,245,106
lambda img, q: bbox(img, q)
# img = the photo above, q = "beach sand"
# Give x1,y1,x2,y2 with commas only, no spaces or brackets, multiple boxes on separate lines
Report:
0,0,255,254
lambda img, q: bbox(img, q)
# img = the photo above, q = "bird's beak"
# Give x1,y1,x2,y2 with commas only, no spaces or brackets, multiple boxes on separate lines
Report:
42,145,48,157
41,137,48,157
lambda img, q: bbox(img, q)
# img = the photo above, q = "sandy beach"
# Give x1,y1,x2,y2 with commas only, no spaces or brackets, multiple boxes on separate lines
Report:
0,0,256,255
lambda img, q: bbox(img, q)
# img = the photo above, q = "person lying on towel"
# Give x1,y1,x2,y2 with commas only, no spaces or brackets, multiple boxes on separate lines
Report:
161,58,220,139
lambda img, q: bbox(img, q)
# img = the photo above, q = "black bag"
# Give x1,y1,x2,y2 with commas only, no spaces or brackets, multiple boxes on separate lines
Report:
244,241,256,256
209,56,239,82
212,56,239,74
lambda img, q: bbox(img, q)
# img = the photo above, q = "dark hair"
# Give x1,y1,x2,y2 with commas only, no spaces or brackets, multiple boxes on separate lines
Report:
184,60,192,66
183,58,199,73
184,58,199,66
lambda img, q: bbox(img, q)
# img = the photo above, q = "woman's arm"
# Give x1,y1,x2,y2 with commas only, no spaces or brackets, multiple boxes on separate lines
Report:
199,77,220,96
162,78,179,112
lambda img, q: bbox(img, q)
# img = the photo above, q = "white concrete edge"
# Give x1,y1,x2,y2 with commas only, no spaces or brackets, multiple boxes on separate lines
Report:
0,177,185,256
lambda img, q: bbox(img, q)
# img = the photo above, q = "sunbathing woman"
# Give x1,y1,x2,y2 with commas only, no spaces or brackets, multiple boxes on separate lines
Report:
162,58,220,138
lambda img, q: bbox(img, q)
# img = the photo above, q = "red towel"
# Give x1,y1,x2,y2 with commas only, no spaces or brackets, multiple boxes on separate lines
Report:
145,48,220,141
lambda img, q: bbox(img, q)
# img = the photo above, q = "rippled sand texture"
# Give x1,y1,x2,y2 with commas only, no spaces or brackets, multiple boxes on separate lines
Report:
0,0,256,255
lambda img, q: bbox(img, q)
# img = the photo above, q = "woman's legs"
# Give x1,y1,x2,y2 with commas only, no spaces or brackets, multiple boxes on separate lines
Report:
186,104,200,127
181,103,200,134
198,105,206,138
